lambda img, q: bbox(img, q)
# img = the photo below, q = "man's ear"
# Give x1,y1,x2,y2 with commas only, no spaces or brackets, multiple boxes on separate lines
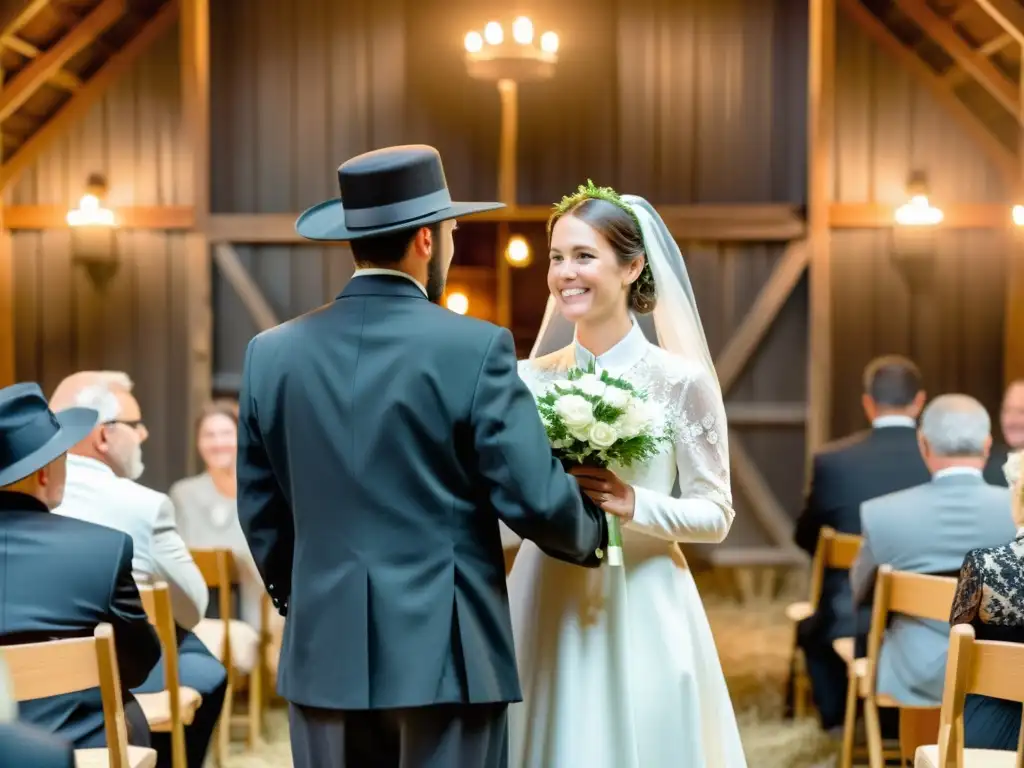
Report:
411,226,433,260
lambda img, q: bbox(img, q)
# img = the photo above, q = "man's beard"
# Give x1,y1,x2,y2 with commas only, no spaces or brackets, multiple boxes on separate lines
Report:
112,440,145,481
425,242,446,303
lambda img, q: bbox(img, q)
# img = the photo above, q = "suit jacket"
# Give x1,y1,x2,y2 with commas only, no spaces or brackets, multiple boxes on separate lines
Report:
0,492,161,747
983,442,1011,487
794,425,931,639
56,455,209,630
850,473,1015,705
0,722,74,768
237,274,608,711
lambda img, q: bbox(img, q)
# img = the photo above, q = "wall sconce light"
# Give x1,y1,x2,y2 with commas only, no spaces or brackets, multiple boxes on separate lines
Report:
891,172,940,293
505,234,531,267
445,291,470,315
1012,204,1024,227
68,173,118,286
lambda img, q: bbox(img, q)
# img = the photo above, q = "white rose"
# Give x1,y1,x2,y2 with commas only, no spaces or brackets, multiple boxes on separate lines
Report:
554,394,595,431
601,385,631,409
617,401,653,438
1004,450,1022,487
588,421,619,449
575,374,607,399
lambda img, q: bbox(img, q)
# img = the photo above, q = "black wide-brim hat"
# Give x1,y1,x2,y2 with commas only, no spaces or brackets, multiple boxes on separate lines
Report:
0,382,98,487
296,144,506,241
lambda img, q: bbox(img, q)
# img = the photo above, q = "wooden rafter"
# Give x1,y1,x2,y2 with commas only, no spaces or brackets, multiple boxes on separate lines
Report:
895,0,1018,117
729,431,806,555
0,1,82,93
0,1,181,193
839,0,1017,188
975,0,1024,43
0,0,125,123
213,244,279,332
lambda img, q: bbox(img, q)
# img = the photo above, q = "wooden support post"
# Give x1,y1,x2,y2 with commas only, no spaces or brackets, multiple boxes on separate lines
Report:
0,62,11,388
495,79,518,330
807,0,835,458
181,0,211,474
1007,50,1024,387
213,244,280,332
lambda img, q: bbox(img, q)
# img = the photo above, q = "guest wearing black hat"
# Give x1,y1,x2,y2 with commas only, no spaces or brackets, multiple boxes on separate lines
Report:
0,382,161,750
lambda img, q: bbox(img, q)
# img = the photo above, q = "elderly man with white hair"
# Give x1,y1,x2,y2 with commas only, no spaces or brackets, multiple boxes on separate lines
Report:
49,371,226,768
850,393,1016,706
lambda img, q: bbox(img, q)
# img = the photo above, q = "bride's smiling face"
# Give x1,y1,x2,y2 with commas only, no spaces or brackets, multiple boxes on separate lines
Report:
548,212,644,325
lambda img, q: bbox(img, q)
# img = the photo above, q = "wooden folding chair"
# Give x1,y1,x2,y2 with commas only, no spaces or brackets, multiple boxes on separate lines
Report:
915,623,1024,767
839,565,958,768
136,581,203,768
785,525,862,718
3,623,157,768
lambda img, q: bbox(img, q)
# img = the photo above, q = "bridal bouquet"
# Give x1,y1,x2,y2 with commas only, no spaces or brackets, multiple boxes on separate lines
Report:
536,367,669,566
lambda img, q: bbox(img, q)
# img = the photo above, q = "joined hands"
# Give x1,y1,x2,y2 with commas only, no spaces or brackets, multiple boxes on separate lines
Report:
570,466,635,522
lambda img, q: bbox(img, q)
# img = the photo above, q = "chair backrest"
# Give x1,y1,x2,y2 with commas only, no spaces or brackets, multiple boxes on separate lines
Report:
189,548,236,676
2,624,131,767
864,565,959,694
138,581,187,759
933,623,1024,766
808,527,863,607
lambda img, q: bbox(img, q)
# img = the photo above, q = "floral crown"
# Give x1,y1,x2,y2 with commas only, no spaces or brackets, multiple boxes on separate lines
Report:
549,180,656,309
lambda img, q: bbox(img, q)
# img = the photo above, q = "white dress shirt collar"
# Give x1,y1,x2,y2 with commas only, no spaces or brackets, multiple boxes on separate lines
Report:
872,415,916,429
573,317,647,375
351,268,427,297
933,466,983,480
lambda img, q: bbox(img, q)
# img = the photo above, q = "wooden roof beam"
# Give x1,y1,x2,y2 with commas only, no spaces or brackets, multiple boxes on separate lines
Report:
975,0,1024,43
0,0,180,193
0,0,125,123
896,0,1018,117
2,36,83,91
838,0,1017,188
0,0,50,40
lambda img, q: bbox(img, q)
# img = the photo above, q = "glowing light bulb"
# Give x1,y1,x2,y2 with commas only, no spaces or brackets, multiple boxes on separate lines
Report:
540,31,559,53
894,194,943,226
505,235,531,266
446,292,469,315
66,193,115,226
464,31,483,53
1013,205,1024,226
512,16,534,44
484,21,503,45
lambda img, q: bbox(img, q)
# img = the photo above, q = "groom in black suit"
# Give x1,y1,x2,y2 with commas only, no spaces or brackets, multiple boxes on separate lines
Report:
237,145,608,768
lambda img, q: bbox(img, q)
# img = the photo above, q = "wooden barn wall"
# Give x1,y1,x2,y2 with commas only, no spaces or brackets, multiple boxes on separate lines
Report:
829,11,1010,442
8,29,190,494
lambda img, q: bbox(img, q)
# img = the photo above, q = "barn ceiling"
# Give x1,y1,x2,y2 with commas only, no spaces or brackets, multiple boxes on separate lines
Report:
841,0,1024,183
0,0,178,189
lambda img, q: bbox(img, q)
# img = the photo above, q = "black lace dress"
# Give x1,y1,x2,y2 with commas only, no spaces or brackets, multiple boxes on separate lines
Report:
949,531,1024,750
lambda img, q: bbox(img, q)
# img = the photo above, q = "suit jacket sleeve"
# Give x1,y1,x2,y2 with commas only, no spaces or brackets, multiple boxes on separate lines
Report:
150,496,209,630
849,513,878,607
794,454,827,555
472,329,607,567
106,535,161,690
237,336,295,613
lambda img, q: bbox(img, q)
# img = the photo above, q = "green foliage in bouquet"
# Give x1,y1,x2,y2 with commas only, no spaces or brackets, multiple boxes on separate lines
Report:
536,364,671,468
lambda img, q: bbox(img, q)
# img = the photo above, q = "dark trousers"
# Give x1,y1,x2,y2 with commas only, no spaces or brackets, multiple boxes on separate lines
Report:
288,702,509,768
800,638,849,729
0,722,75,768
132,631,228,768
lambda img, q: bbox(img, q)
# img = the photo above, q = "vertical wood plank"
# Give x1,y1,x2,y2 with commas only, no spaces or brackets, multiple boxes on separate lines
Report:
1006,53,1024,387
0,61,11,388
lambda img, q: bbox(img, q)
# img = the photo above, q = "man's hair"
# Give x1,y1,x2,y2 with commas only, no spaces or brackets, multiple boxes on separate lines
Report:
919,393,991,457
862,355,922,407
50,371,133,423
349,223,440,267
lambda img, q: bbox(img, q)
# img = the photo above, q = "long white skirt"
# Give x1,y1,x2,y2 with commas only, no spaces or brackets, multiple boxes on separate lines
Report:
506,539,747,768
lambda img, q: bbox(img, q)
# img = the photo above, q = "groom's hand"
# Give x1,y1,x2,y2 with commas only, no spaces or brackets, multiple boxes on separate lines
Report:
570,467,635,522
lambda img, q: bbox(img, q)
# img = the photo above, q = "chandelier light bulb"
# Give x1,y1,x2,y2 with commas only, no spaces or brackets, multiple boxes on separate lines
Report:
484,21,503,45
464,31,483,53
446,292,469,315
512,16,534,44
539,31,559,53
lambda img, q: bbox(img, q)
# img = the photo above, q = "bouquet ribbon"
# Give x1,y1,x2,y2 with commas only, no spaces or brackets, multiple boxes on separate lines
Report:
606,514,624,567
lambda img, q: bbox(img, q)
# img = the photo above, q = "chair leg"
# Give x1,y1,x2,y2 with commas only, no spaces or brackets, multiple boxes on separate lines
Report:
248,663,264,748
839,667,859,768
862,699,885,768
215,680,234,765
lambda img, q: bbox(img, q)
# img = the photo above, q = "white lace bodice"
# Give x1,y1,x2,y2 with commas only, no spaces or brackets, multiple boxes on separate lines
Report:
514,323,735,548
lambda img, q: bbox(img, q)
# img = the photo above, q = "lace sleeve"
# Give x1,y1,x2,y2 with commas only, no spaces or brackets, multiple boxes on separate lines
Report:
950,550,983,626
625,363,735,543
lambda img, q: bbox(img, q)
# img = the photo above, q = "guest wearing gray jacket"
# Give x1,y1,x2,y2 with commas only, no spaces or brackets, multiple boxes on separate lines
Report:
850,394,1015,706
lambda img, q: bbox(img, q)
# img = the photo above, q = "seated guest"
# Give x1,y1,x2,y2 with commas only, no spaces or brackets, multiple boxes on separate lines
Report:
49,372,226,768
0,382,160,748
791,355,930,730
984,379,1023,486
170,400,274,673
851,394,1015,706
949,449,1024,750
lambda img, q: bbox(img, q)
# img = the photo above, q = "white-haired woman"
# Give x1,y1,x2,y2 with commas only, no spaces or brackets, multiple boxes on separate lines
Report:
949,449,1024,750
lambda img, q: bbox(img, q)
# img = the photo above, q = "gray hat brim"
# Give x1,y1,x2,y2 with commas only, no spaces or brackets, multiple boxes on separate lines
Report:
0,407,98,487
295,199,507,241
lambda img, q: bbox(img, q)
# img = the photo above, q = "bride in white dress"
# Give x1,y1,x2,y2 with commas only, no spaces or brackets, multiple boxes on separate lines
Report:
505,184,748,767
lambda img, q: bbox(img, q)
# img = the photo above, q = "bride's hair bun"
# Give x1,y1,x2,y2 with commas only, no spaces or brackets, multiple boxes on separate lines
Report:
547,197,657,315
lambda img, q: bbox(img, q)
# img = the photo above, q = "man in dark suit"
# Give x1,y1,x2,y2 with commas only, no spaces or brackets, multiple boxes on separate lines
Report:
0,382,161,749
0,722,75,767
237,145,608,768
792,355,931,731
984,379,1023,486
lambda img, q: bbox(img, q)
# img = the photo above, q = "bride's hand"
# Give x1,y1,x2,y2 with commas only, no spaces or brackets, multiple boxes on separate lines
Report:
569,466,635,521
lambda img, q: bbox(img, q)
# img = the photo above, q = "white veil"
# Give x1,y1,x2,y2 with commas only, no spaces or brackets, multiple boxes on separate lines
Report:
529,196,725,445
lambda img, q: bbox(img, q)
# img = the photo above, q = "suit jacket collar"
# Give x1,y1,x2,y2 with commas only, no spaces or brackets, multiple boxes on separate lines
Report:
337,274,429,302
0,490,49,514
